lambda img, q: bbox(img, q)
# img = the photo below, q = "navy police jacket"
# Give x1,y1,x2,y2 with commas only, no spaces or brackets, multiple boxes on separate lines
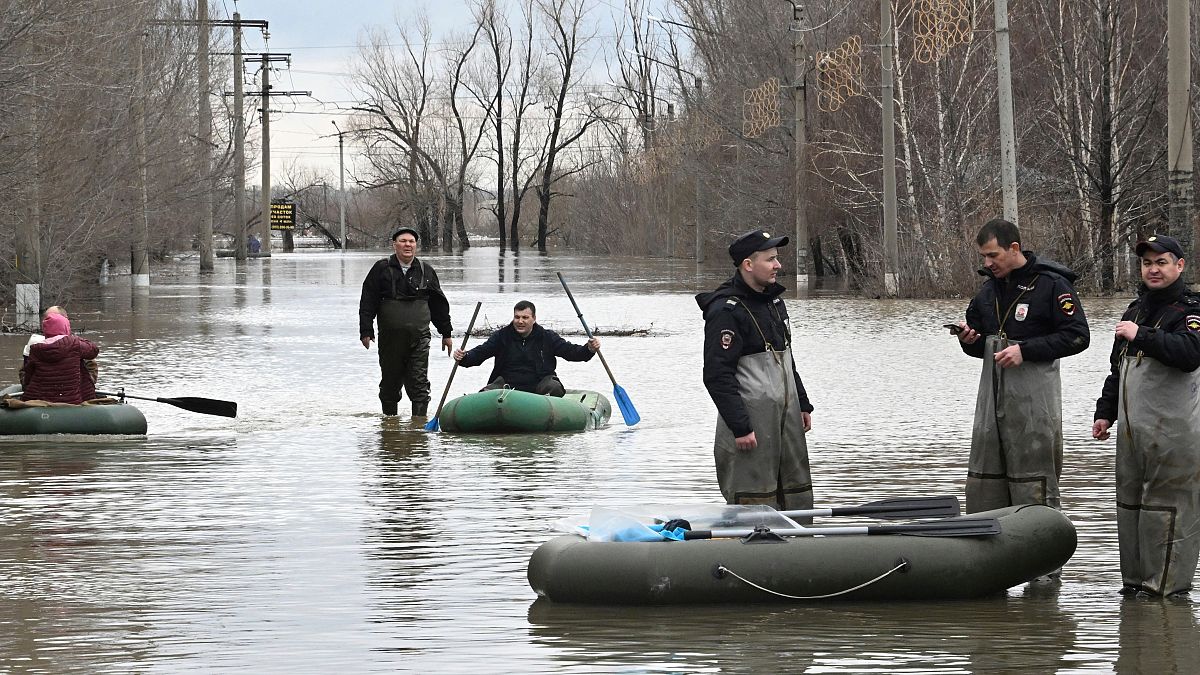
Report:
1094,277,1200,422
696,274,813,438
961,253,1090,362
459,322,594,391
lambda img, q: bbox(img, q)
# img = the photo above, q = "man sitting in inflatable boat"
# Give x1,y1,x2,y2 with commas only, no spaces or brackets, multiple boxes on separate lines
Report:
453,300,599,397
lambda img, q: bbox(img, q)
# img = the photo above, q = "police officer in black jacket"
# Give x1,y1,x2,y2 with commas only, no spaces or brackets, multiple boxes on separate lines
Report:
954,219,1089,518
696,230,814,510
1092,234,1200,596
359,227,454,416
453,300,599,396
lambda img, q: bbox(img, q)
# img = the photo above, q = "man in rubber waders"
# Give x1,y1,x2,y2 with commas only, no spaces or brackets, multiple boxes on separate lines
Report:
696,230,814,511
452,300,599,396
358,227,454,416
1092,234,1200,597
954,219,1089,517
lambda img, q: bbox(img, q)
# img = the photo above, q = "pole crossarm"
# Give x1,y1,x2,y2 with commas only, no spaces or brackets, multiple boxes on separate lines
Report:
151,18,268,29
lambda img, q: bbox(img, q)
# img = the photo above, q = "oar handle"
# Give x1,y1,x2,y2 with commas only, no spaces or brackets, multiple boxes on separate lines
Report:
556,272,617,387
97,390,157,403
432,302,482,419
556,271,593,339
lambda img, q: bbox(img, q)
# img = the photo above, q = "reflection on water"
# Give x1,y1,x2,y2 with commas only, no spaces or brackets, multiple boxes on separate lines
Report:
0,249,1163,671
1117,596,1200,674
529,588,1079,674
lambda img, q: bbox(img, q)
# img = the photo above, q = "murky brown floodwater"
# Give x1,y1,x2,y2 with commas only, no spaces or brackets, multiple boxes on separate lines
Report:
0,248,1195,673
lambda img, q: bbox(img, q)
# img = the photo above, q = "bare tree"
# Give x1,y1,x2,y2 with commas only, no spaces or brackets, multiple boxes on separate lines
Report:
1028,0,1167,291
533,0,604,251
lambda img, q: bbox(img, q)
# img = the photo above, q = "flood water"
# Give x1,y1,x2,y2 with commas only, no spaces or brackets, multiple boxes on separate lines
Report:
0,248,1195,673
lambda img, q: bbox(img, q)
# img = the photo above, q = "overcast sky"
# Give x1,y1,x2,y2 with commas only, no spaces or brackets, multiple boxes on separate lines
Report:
223,1,478,180
220,0,668,182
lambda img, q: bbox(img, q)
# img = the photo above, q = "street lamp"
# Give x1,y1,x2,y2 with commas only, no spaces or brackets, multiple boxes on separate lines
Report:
332,120,347,252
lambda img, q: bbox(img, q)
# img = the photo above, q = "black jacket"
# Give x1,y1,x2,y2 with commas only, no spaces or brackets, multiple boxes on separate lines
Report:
358,255,452,338
961,253,1090,362
459,323,594,391
1094,278,1200,422
696,274,813,438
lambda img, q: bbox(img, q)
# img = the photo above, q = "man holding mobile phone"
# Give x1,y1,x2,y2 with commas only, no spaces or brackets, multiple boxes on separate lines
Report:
953,219,1089,533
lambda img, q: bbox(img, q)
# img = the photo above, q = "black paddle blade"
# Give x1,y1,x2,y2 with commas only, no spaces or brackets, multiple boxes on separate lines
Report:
831,496,961,520
868,517,1001,537
158,396,238,418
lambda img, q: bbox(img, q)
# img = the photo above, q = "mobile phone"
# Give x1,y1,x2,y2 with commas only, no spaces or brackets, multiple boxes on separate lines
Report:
943,323,964,335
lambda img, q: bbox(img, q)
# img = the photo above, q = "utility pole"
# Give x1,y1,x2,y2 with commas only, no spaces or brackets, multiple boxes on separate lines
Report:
790,1,810,289
1167,0,1194,282
880,0,899,295
249,51,306,257
994,0,1019,225
132,31,151,289
333,120,347,252
260,51,273,256
163,14,267,262
693,77,705,265
233,13,246,260
196,0,214,271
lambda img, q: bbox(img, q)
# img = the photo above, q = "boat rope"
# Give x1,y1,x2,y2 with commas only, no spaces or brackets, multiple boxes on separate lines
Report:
716,560,909,600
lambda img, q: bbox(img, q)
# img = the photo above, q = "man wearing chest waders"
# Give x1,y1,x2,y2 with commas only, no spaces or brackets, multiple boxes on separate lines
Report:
359,227,454,417
696,230,815,511
954,219,1089,523
1092,235,1200,597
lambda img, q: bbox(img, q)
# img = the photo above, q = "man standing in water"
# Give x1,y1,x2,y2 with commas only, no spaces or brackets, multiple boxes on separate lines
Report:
1092,235,1200,596
359,227,454,416
955,219,1089,518
696,230,815,510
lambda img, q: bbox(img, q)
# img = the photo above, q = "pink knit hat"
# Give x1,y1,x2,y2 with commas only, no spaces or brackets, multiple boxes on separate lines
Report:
42,312,71,338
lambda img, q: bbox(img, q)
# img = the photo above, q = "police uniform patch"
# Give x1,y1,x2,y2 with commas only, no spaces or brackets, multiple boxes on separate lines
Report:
1058,293,1077,316
1187,315,1200,333
720,329,735,349
1014,303,1029,321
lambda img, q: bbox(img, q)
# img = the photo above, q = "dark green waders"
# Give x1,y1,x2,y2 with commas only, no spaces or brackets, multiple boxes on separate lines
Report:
713,347,813,511
967,335,1063,514
1116,355,1200,595
376,297,433,414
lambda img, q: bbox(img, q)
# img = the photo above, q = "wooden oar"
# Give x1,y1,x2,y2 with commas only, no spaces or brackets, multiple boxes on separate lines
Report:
96,390,237,418
556,272,640,426
425,301,483,432
682,517,1001,540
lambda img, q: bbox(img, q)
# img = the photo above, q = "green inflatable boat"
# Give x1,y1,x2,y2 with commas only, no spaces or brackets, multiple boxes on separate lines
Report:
438,388,611,433
0,386,147,436
528,504,1076,603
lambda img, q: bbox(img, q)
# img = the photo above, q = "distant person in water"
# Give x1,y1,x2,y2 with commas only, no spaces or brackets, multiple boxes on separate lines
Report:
453,300,599,397
21,307,99,404
248,234,262,254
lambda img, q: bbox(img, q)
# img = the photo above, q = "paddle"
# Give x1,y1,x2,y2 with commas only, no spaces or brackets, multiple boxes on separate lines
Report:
555,272,640,426
780,496,961,521
425,301,483,431
682,517,1002,540
96,389,237,418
